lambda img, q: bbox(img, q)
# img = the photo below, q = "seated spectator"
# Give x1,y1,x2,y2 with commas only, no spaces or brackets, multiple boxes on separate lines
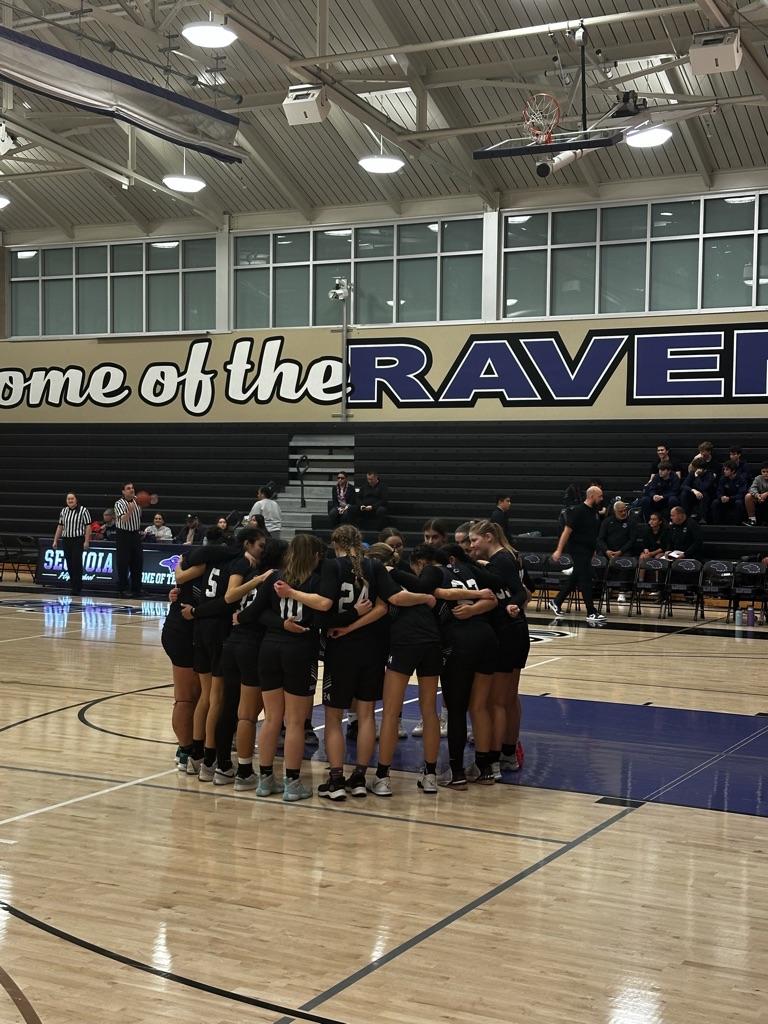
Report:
175,513,206,545
666,506,704,560
744,462,768,526
638,511,669,560
647,443,683,482
710,460,747,525
143,512,173,543
356,470,389,531
680,457,715,522
490,494,514,543
727,445,751,485
328,471,357,528
94,508,117,541
596,501,637,559
213,516,235,543
687,441,715,475
248,485,281,538
640,462,681,521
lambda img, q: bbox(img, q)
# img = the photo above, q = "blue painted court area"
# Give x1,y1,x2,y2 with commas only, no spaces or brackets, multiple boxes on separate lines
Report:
330,691,768,818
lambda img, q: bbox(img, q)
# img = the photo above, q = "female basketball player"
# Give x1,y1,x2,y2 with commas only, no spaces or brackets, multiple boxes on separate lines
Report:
412,542,499,788
367,545,442,796
468,520,531,777
237,534,334,801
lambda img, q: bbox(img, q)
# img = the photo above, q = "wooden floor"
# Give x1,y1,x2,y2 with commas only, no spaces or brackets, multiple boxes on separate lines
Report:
0,586,766,1024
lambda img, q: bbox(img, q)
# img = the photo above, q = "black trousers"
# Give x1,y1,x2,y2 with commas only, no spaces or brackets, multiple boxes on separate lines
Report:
555,547,596,616
61,535,85,593
115,530,143,594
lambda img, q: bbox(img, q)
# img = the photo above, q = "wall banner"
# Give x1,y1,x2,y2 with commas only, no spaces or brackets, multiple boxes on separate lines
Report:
2,312,767,422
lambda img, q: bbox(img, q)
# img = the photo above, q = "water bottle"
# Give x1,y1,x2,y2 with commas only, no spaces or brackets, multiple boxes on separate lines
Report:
735,608,744,625
747,606,755,627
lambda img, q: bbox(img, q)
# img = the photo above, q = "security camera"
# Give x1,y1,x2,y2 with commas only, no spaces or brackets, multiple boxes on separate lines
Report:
536,159,553,179
328,277,350,301
0,122,16,156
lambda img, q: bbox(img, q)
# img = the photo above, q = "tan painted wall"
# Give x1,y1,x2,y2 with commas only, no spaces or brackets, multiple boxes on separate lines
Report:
1,309,766,422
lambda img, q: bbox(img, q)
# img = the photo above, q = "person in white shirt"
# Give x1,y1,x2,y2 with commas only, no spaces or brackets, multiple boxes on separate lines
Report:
143,512,173,542
248,485,281,538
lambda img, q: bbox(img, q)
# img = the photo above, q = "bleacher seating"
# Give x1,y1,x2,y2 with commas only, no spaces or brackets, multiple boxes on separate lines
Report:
1,419,768,575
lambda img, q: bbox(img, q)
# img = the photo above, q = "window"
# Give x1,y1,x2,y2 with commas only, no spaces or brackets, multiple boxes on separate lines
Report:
502,193,768,318
8,238,215,337
233,217,483,329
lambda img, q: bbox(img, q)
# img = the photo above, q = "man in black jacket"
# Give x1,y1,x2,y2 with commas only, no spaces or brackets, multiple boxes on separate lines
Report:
175,513,207,545
666,506,704,561
596,501,637,559
356,470,389,531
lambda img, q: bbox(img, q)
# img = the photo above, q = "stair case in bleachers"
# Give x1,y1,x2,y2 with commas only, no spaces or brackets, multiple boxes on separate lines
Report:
278,434,355,538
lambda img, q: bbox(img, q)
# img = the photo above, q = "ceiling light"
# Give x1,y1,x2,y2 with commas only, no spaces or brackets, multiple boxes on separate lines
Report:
625,126,672,148
358,133,404,174
725,195,755,204
507,215,531,224
151,241,180,248
163,174,206,193
18,251,39,260
359,152,405,174
162,151,206,193
0,195,10,209
181,13,237,48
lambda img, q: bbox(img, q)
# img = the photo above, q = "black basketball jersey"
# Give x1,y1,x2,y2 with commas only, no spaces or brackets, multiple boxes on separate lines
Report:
226,564,268,645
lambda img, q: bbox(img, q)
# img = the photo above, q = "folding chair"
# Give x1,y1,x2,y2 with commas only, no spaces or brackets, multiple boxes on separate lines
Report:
630,557,670,617
536,554,573,611
521,552,547,597
696,559,734,621
0,534,27,582
564,555,606,615
727,562,767,624
598,555,636,614
661,558,702,619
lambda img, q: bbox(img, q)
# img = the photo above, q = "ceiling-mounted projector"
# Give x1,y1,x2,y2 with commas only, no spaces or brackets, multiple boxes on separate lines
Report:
689,28,742,75
282,85,330,125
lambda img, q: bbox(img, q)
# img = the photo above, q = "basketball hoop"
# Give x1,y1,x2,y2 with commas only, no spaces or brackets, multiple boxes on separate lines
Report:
523,93,561,144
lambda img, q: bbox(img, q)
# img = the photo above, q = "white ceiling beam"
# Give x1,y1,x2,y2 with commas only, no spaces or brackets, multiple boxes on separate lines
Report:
112,0,144,27
663,66,713,188
6,179,74,235
326,107,401,216
92,175,152,232
205,1,494,202
694,0,768,99
235,123,313,221
115,122,227,224
156,0,185,34
1,114,131,185
286,4,703,69
357,0,501,203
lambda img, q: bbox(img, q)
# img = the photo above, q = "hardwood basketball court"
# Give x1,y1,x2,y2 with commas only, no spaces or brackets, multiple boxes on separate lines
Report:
0,587,765,1024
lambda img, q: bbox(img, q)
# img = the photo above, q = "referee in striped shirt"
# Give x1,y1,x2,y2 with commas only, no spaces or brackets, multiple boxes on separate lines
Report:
114,481,144,597
53,492,92,596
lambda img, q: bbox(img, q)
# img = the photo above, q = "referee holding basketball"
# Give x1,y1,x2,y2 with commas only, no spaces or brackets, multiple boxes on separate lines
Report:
53,492,92,596
114,481,144,597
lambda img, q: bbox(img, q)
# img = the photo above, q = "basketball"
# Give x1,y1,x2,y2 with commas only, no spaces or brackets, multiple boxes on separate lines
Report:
136,491,151,508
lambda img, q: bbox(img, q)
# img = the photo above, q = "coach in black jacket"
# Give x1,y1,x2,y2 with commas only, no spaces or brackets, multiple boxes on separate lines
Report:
666,507,704,561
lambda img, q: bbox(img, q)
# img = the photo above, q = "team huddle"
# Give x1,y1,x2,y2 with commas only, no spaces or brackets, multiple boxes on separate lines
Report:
162,521,531,802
